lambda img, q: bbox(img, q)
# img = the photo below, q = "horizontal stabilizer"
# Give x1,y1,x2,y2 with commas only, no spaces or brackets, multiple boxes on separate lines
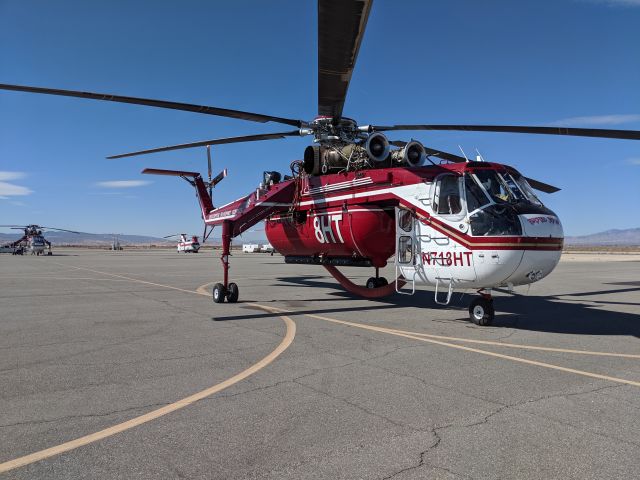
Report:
141,168,200,177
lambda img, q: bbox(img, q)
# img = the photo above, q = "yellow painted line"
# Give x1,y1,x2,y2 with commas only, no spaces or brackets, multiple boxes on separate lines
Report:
383,328,640,359
196,282,214,296
0,269,296,474
301,311,640,388
245,303,640,389
7,265,634,474
48,268,640,362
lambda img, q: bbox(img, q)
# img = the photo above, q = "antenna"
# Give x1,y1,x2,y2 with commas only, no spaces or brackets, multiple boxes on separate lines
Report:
458,145,470,162
475,148,485,162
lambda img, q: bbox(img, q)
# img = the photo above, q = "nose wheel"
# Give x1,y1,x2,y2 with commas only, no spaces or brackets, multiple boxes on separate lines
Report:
366,267,389,289
469,291,494,326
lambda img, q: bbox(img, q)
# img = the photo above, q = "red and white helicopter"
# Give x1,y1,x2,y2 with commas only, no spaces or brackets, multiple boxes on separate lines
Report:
164,233,201,253
2,0,639,324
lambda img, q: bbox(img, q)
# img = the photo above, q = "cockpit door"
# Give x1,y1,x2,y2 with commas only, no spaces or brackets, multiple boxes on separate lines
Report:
395,207,417,293
396,208,415,266
414,175,477,285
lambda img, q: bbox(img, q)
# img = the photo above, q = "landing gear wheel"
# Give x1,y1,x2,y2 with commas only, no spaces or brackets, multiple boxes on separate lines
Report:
212,283,226,303
47,252,52,256
366,277,389,288
226,283,239,303
469,298,494,326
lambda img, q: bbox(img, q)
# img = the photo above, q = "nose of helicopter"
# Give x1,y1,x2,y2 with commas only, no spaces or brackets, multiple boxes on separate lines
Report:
519,211,564,239
503,211,564,286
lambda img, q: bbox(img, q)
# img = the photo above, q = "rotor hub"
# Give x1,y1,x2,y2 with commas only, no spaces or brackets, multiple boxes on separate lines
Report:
308,116,365,144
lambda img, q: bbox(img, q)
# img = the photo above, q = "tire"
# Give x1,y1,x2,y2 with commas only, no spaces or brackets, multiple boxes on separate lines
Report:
376,277,389,287
213,283,226,303
226,283,239,303
47,252,52,256
469,297,494,326
366,277,377,289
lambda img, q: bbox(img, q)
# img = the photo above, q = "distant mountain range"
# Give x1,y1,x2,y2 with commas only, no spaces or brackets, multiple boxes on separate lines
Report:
564,228,640,246
2,227,638,247
0,231,173,246
0,230,268,246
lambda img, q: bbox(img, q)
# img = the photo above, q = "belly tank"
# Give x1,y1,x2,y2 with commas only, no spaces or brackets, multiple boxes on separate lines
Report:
265,205,395,267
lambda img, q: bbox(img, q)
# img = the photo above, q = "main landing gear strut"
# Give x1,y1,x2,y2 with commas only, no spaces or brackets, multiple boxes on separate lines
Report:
366,267,388,289
469,289,494,326
212,221,239,304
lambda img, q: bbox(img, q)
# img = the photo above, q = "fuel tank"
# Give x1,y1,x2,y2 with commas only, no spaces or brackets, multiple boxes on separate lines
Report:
265,205,395,267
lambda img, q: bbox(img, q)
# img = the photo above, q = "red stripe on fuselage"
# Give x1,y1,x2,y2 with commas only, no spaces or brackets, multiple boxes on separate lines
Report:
294,181,563,252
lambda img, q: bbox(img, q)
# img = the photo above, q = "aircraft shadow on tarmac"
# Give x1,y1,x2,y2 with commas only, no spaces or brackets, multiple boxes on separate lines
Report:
213,275,640,338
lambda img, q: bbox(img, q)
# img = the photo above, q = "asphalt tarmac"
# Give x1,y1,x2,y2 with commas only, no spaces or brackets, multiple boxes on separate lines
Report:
1,249,639,479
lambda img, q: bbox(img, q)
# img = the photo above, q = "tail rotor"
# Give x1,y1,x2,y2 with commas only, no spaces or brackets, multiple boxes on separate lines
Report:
202,145,227,244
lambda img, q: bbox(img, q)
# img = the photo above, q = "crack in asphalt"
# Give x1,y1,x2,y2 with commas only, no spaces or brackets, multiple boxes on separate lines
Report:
293,377,430,433
0,327,171,375
0,401,169,429
55,340,279,367
379,383,627,479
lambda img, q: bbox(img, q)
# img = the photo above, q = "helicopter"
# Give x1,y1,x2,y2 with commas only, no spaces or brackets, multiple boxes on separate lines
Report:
2,0,639,324
0,224,80,256
164,233,201,253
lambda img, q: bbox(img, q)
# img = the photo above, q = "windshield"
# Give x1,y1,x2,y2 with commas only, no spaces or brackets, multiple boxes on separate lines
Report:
464,174,490,212
511,173,543,206
464,172,523,236
473,170,515,203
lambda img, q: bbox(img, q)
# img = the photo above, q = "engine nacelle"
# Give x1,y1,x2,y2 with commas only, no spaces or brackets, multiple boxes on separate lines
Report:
303,133,390,176
304,145,354,175
364,132,390,163
391,140,426,167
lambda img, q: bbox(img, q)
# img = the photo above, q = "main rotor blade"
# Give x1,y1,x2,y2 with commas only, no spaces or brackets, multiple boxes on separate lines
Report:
0,84,304,128
107,131,301,159
419,146,561,193
423,147,468,163
522,177,561,193
41,226,82,234
318,0,373,119
372,124,640,141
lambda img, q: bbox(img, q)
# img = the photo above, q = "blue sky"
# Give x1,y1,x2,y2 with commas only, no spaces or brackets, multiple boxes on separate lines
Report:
1,0,639,238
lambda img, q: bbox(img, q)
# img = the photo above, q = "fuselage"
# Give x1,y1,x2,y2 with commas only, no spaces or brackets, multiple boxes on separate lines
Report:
264,161,563,290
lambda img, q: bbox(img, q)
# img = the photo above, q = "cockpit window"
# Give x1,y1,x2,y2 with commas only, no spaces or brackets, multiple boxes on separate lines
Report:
464,174,490,212
474,170,512,204
433,175,462,215
498,173,526,202
397,209,413,232
511,174,543,206
466,170,525,237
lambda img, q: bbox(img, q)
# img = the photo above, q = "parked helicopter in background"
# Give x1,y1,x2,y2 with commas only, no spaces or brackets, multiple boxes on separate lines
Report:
164,233,201,253
0,224,80,255
2,0,639,324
